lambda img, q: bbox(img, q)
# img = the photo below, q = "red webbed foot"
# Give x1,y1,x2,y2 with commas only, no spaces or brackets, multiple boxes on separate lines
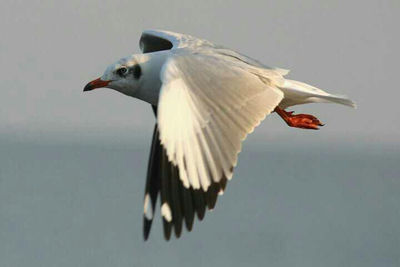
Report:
274,107,324,130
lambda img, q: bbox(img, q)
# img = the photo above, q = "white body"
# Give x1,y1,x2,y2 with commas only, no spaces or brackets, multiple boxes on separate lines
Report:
103,32,355,110
90,30,356,239
100,29,355,192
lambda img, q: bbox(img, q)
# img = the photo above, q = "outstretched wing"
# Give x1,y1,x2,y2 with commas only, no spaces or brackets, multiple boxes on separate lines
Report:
139,29,290,75
158,52,284,191
143,51,283,239
143,108,227,241
139,29,216,53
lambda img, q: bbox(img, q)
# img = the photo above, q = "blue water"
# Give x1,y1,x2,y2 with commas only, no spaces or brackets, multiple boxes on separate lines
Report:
1,141,399,267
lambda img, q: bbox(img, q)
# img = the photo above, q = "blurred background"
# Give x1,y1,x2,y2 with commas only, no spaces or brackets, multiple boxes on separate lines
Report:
1,0,399,266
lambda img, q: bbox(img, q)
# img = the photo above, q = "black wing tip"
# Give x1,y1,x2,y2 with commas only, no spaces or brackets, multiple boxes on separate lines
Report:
163,220,172,241
144,180,227,241
174,227,183,238
142,121,160,242
206,183,220,210
185,217,194,232
143,120,230,240
160,178,229,240
173,214,183,238
143,218,153,241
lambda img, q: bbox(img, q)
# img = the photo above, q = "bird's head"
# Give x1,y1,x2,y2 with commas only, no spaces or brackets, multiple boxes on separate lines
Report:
83,55,145,96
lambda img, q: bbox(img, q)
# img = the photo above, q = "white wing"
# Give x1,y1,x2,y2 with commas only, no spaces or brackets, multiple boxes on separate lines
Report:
139,29,216,53
157,51,284,191
140,29,290,74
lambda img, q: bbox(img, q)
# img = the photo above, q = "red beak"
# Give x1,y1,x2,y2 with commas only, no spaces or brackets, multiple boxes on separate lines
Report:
83,77,111,92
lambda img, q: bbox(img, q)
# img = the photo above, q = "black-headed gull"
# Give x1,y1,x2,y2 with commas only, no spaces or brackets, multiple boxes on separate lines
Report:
84,30,355,240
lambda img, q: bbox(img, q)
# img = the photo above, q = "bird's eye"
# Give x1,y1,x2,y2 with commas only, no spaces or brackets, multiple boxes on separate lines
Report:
116,67,128,76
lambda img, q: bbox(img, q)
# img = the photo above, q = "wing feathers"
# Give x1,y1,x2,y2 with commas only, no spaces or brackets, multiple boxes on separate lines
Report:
160,148,173,240
177,170,195,231
143,124,161,241
158,53,283,192
143,123,230,240
169,164,183,237
192,189,206,220
144,51,284,240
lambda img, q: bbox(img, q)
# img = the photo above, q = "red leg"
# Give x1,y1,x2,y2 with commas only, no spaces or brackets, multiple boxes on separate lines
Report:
274,107,324,130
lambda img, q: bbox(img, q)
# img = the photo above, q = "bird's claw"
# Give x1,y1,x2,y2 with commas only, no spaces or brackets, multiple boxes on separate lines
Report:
285,113,324,130
275,107,324,130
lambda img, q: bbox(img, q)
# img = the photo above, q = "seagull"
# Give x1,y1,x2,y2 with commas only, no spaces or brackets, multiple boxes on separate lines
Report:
83,30,355,240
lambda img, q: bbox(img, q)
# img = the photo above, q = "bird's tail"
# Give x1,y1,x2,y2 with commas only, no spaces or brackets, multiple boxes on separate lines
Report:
308,94,357,108
282,79,356,108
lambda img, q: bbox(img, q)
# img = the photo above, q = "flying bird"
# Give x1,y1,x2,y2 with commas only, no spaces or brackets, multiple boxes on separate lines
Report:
84,30,355,240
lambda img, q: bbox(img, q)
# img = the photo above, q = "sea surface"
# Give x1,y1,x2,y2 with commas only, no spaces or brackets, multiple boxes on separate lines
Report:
1,141,399,267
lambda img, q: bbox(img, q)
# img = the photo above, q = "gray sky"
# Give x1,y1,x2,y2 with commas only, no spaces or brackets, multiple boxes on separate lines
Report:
1,2,400,267
1,0,399,146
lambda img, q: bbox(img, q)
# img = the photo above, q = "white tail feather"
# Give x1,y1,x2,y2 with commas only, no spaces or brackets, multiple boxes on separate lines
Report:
308,95,356,108
281,79,356,108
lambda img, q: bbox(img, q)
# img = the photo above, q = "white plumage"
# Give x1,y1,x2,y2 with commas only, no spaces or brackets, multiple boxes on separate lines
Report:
158,53,284,191
84,29,356,240
148,30,354,192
